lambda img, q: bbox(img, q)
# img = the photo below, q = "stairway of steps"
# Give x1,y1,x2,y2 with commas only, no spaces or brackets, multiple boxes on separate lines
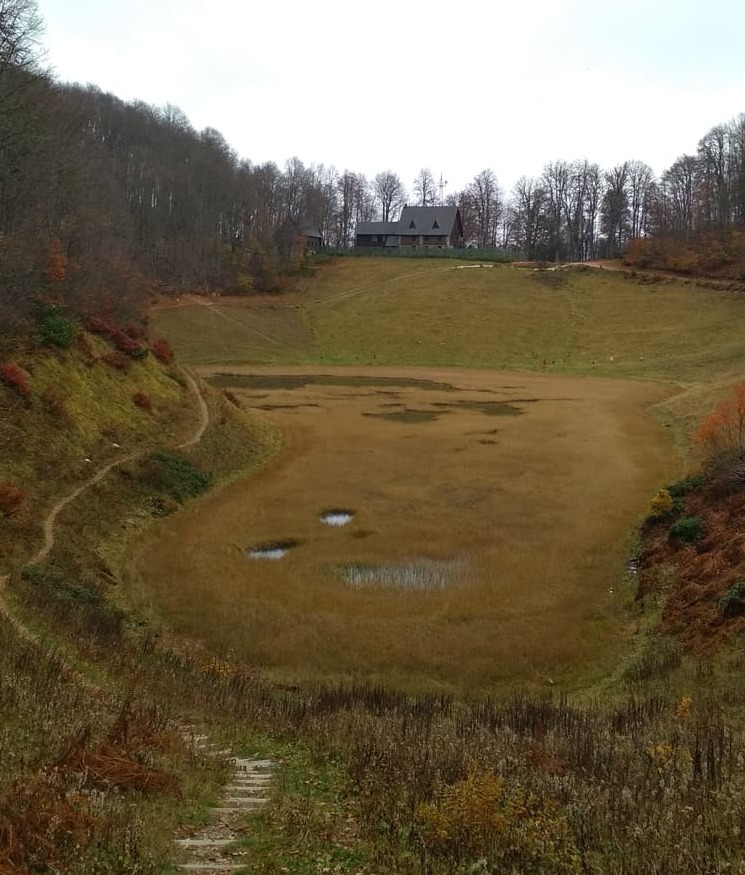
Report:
175,732,274,874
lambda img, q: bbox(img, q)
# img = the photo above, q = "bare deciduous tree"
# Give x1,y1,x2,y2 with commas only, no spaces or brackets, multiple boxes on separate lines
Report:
412,167,436,207
466,169,502,248
373,170,406,222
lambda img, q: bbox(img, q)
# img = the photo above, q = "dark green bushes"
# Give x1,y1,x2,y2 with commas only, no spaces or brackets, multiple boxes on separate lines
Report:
667,473,706,498
137,451,211,502
38,314,77,349
719,581,745,618
668,515,704,543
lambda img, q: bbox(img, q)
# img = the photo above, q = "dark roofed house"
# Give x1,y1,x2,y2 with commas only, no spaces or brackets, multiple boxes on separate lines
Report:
300,224,324,251
355,206,463,250
397,205,463,249
355,221,400,248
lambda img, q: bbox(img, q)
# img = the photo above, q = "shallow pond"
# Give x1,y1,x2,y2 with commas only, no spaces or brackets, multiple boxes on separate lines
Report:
339,558,462,590
320,509,355,527
248,540,298,560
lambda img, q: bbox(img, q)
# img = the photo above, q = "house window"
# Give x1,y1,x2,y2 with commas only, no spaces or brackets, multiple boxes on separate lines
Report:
409,220,416,229
432,220,439,229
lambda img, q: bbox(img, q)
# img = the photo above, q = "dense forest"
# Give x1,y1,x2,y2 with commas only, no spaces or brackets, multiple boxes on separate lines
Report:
3,0,745,339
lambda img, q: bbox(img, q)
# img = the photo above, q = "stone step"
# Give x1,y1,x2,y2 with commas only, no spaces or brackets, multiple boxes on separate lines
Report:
232,758,273,769
178,864,244,873
175,838,236,849
221,796,269,805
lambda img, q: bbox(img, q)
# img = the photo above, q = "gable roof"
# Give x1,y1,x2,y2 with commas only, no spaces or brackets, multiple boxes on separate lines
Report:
355,221,400,236
398,205,460,236
300,224,323,240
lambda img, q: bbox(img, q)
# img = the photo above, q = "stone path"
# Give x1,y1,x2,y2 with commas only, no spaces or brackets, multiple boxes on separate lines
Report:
175,734,274,874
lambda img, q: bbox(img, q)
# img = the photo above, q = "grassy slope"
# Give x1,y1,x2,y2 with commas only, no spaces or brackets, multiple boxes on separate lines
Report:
152,260,745,444
0,334,196,570
0,333,283,874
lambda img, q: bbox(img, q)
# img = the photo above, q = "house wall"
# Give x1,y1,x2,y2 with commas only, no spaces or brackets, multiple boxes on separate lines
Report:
400,234,449,247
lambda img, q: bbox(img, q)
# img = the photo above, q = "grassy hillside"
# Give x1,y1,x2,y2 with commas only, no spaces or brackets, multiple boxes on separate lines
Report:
151,259,745,443
152,260,745,379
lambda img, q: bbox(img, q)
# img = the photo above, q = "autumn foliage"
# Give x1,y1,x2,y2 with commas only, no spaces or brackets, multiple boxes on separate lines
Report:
0,362,31,397
150,337,174,365
132,391,153,411
88,318,146,358
694,383,745,458
0,480,27,517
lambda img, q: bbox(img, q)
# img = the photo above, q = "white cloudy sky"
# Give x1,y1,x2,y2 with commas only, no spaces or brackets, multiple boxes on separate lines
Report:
37,0,745,196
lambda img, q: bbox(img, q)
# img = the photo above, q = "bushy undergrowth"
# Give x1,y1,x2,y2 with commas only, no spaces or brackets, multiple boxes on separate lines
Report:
134,451,211,502
0,610,228,875
667,515,703,543
38,313,77,349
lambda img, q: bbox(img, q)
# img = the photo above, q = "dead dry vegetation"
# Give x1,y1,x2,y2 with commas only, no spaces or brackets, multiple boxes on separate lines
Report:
7,261,745,872
133,365,676,691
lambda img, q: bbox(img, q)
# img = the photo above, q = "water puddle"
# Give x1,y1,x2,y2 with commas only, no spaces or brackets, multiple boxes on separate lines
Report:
339,558,462,590
248,540,298,560
320,509,355,527
363,409,448,424
625,557,640,576
433,400,523,417
207,374,457,392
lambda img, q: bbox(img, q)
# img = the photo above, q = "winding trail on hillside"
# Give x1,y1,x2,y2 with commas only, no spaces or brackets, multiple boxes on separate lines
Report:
0,366,210,626
0,370,277,870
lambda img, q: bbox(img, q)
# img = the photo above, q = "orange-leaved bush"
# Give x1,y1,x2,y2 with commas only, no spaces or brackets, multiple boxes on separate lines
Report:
0,362,31,397
694,383,745,458
132,391,153,411
0,480,27,516
150,337,174,365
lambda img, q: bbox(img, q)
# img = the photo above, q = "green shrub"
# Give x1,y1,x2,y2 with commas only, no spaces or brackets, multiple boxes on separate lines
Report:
138,451,211,502
719,581,745,618
667,515,703,543
22,562,101,603
38,314,77,348
667,473,706,498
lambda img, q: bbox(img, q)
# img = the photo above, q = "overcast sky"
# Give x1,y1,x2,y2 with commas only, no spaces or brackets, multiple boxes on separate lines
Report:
37,0,745,196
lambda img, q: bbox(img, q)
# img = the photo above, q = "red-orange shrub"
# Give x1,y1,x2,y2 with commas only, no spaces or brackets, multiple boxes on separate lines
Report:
88,318,145,357
150,337,174,365
132,391,153,411
102,351,132,371
0,362,31,397
0,480,27,516
694,383,745,458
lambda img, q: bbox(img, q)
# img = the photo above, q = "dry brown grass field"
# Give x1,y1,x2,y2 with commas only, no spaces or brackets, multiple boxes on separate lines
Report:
131,365,677,692
139,259,745,691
